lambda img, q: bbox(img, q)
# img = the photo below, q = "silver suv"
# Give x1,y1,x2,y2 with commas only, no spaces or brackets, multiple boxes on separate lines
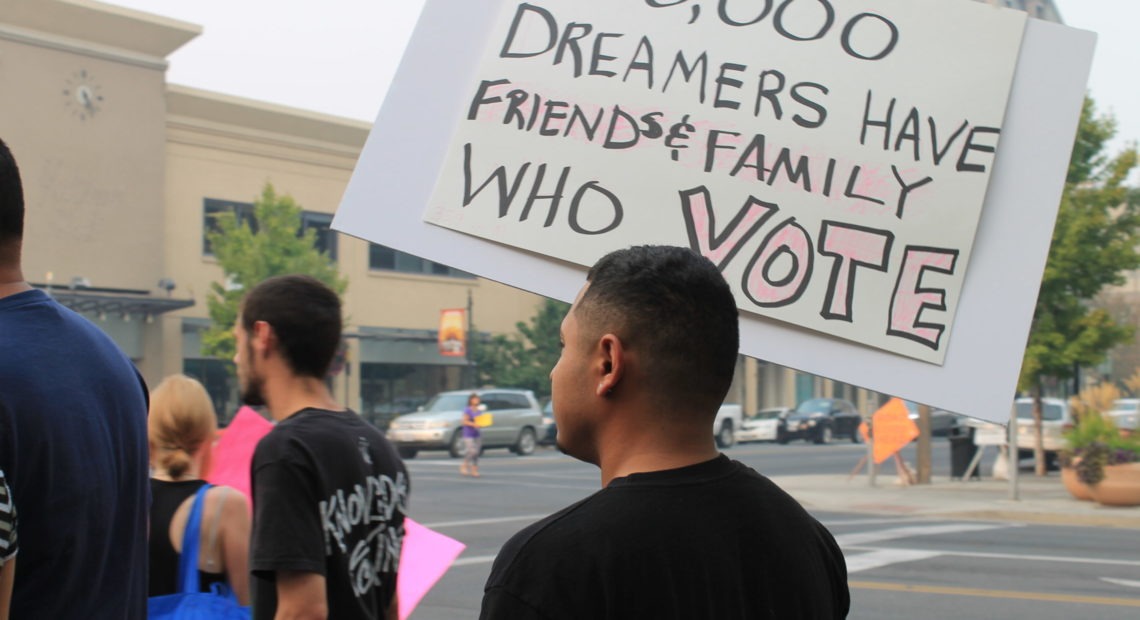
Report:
386,388,542,459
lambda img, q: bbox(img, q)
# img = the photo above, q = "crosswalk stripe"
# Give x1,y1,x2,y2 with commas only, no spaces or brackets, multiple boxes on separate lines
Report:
845,549,942,573
835,522,1009,546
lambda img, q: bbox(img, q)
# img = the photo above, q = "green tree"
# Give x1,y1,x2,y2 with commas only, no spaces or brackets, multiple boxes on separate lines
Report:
202,183,348,362
472,298,569,396
1020,98,1140,475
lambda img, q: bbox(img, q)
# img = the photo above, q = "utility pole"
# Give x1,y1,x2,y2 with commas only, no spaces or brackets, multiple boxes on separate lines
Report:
1009,402,1020,500
917,403,932,484
466,288,476,388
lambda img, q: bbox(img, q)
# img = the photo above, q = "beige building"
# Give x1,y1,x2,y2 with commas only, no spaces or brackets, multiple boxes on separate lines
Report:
0,0,543,421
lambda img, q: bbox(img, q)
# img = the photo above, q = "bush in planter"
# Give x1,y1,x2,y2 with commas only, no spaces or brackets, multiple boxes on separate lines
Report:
1060,409,1120,475
1071,437,1140,485
1062,384,1140,498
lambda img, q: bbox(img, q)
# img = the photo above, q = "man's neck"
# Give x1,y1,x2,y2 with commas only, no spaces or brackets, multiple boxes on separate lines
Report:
594,402,720,486
599,441,720,487
0,265,31,300
264,374,345,422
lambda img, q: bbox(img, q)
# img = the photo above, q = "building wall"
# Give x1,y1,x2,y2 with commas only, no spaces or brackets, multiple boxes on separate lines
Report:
1,1,549,419
161,86,551,417
1,23,168,294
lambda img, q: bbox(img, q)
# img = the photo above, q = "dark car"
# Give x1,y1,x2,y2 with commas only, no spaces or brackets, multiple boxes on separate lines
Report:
778,398,862,444
903,400,963,437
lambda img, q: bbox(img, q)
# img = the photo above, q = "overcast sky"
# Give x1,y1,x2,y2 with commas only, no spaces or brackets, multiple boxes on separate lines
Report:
106,0,1137,173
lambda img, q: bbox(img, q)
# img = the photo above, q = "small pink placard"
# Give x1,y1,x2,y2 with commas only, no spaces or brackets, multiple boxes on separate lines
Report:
206,406,273,500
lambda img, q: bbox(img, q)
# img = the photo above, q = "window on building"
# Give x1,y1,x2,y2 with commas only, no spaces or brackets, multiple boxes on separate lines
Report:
301,211,338,260
368,243,475,278
202,198,338,260
203,199,256,255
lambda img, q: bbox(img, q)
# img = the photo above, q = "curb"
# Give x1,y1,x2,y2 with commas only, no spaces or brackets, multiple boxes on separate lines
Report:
925,510,1140,530
773,474,1140,529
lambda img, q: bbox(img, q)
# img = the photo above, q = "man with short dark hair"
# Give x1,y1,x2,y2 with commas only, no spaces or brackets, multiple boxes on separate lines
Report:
0,138,150,617
480,245,849,619
238,274,408,620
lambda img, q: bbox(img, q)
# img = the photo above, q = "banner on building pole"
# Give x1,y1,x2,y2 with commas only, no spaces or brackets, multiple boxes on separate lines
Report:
438,308,467,357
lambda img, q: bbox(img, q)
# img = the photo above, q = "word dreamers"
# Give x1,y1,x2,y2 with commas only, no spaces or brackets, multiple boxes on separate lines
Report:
499,3,832,128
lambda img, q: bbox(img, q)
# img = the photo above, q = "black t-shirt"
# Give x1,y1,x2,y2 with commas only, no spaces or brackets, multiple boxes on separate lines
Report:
481,455,849,620
250,408,409,620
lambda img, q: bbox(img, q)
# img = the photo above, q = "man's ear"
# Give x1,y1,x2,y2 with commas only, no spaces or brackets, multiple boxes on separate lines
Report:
596,333,624,397
251,320,274,357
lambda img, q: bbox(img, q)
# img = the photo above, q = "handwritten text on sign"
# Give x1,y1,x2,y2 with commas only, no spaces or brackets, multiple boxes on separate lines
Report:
423,0,1027,364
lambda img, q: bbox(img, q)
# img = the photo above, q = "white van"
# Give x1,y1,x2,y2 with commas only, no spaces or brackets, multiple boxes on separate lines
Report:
967,397,1073,468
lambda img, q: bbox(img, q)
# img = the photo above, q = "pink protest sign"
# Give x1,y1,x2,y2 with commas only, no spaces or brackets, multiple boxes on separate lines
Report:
399,519,467,620
206,405,273,500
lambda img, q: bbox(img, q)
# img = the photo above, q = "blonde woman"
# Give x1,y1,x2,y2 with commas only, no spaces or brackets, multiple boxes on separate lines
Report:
148,375,250,605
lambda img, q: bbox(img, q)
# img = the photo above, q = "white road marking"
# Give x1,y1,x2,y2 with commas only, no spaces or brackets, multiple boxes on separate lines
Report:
422,514,547,529
452,554,499,567
403,474,597,491
823,517,929,527
1101,578,1140,589
835,522,1011,546
846,549,943,573
842,545,1140,570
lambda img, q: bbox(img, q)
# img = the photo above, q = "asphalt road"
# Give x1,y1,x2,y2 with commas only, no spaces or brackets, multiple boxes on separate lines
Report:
401,441,1140,619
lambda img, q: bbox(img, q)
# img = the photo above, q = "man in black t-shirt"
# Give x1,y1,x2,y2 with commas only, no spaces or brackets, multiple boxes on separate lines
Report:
236,275,408,620
480,246,849,619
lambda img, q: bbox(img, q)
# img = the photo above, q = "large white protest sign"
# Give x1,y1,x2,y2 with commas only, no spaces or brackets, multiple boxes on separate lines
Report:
422,0,1026,364
332,0,1094,425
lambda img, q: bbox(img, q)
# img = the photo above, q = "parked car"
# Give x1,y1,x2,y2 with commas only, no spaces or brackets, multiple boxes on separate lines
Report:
713,403,743,448
737,407,790,443
778,398,862,444
903,400,963,437
1108,398,1139,432
1013,396,1073,467
961,397,1074,468
386,388,542,459
539,400,741,448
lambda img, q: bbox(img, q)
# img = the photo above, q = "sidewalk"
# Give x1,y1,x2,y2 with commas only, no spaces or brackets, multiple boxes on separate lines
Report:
772,471,1140,530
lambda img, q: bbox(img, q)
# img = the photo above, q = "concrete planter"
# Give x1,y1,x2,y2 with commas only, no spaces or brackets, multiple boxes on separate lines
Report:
1089,463,1140,507
1061,466,1094,501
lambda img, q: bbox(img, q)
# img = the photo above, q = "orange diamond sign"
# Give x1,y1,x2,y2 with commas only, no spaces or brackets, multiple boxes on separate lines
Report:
871,397,920,464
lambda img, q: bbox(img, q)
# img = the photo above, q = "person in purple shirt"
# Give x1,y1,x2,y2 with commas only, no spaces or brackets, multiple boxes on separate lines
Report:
461,393,483,477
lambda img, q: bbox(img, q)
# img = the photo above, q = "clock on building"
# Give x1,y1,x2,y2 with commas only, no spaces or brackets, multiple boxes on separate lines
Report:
62,69,103,120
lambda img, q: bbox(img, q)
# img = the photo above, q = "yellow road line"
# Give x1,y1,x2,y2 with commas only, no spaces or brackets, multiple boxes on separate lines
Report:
849,581,1140,608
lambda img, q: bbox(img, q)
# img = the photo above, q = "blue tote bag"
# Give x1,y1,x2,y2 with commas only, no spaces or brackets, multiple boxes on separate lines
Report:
147,485,250,619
